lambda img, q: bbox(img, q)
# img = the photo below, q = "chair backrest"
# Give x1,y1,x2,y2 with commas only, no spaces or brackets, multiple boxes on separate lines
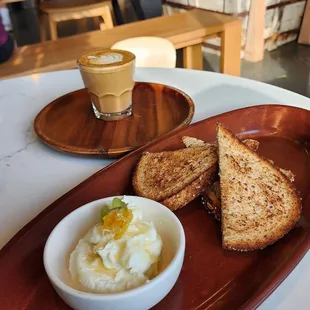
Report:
111,36,176,68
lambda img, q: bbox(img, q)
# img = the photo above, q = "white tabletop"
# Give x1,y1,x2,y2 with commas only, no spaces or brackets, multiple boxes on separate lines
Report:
1,68,310,309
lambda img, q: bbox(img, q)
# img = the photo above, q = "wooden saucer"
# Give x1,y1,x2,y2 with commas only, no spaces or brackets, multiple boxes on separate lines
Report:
34,82,194,157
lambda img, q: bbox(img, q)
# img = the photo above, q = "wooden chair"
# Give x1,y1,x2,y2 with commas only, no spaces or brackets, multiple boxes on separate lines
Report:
0,9,243,79
39,0,114,41
111,37,176,68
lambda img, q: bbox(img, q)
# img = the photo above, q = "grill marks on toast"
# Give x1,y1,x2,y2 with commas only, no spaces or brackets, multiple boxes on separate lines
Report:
132,146,218,203
217,124,301,251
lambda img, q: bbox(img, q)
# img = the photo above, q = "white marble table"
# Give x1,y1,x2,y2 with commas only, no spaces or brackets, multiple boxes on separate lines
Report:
1,68,310,309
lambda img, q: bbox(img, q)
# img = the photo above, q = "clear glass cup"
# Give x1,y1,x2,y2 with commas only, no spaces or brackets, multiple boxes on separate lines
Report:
77,49,135,121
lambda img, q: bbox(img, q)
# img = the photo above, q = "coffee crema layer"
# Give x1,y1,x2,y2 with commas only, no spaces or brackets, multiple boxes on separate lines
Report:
78,49,135,68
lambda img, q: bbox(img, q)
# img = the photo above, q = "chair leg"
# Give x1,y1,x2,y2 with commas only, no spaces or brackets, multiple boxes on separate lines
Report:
220,21,242,76
183,43,203,70
48,15,58,40
100,5,114,30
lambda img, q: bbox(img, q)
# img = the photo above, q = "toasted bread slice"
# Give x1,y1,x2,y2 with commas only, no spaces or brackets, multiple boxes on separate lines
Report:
158,138,259,211
184,137,260,220
183,136,260,151
161,165,218,210
182,136,213,148
201,163,295,222
184,136,295,221
217,124,301,251
133,146,217,201
201,181,221,220
279,168,295,182
264,159,294,182
201,138,260,221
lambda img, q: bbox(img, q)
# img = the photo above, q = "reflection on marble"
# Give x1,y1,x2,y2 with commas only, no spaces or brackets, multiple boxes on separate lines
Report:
1,68,310,310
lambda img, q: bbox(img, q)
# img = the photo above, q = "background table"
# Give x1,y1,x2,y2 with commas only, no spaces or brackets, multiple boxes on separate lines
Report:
0,68,310,309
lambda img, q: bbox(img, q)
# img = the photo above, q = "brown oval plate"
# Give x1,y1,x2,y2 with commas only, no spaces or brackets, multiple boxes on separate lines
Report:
1,105,310,310
34,82,194,157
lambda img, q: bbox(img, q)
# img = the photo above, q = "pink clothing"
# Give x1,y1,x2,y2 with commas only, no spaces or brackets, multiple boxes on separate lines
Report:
0,21,8,46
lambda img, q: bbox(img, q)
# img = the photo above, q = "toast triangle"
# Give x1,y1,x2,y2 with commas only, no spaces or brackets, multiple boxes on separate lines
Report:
217,124,301,251
133,146,217,202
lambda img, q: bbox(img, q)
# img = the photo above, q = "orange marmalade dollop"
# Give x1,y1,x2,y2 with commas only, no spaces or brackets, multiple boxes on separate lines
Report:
102,207,133,239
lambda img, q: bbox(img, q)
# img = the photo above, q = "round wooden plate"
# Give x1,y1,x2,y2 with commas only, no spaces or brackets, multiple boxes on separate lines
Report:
34,82,194,157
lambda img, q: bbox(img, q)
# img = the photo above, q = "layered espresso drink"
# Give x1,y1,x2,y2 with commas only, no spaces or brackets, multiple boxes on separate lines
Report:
77,49,135,121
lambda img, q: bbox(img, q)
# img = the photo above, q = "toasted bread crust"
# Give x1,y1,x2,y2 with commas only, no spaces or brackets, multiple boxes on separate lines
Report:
132,146,217,201
182,136,259,151
161,165,218,210
182,136,213,148
201,181,221,220
217,124,301,251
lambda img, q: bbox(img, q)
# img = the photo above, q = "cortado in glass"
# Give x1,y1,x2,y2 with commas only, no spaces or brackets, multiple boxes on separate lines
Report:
77,49,135,121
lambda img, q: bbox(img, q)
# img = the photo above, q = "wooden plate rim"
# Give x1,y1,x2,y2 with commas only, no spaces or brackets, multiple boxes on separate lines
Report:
33,82,195,156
